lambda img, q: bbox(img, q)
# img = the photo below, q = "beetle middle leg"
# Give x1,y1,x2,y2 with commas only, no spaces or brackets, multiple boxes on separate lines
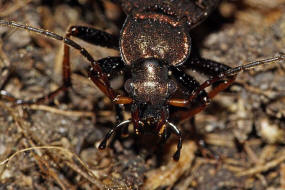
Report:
169,55,285,121
170,66,210,113
0,24,124,105
168,55,284,160
185,57,231,77
170,64,220,159
63,26,127,102
169,73,236,121
62,26,134,148
0,20,135,151
53,25,122,103
0,39,73,106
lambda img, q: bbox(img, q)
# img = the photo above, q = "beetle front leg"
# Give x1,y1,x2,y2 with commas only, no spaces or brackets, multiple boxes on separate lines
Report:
0,24,119,105
169,74,236,121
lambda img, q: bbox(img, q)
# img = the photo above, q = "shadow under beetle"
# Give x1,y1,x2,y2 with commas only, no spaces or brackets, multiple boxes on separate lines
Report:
0,0,284,160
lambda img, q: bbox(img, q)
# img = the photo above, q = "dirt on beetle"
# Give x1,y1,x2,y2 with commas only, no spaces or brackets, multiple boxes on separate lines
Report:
0,0,284,189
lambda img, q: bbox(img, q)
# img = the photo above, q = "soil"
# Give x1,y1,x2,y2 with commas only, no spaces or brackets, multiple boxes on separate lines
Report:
0,0,284,189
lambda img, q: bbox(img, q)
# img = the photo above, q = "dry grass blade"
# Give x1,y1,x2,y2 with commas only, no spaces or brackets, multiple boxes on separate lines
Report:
29,104,95,118
143,141,197,190
0,102,105,189
0,0,32,17
0,146,105,189
237,154,285,176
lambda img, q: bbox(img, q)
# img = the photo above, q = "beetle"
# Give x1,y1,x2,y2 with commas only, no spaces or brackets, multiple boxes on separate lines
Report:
0,0,284,160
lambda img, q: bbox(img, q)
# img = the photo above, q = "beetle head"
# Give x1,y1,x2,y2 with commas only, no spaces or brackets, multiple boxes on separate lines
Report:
125,58,177,125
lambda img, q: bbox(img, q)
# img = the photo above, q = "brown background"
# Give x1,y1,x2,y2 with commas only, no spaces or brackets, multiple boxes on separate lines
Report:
0,0,284,189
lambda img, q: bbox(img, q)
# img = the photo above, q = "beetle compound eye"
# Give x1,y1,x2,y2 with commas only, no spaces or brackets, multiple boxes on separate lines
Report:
124,79,133,93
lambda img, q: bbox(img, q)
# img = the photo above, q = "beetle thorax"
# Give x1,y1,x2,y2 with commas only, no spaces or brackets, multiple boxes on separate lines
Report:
120,12,191,66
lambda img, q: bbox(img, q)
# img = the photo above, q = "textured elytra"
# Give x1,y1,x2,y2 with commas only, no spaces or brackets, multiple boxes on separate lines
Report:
119,0,220,27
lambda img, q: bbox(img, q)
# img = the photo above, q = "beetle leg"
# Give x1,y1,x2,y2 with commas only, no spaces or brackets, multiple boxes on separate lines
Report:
184,57,231,77
168,57,233,109
63,26,130,104
0,56,130,105
170,74,236,121
0,22,133,105
185,55,285,106
169,57,237,121
88,64,132,104
170,66,209,106
65,26,119,49
169,55,284,121
184,56,233,88
62,26,120,101
0,25,74,105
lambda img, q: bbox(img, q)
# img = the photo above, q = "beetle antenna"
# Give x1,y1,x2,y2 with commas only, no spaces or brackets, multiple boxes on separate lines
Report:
98,119,132,149
0,20,96,66
225,54,285,76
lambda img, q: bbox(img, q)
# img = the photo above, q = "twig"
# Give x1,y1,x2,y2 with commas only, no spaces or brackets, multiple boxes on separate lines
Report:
29,104,95,118
237,154,285,176
0,146,105,189
0,0,33,17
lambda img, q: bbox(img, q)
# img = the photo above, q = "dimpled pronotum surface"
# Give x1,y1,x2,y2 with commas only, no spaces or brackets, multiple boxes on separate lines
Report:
120,15,190,66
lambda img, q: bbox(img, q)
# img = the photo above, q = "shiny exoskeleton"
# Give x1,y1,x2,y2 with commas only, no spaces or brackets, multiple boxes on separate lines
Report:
0,0,284,160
